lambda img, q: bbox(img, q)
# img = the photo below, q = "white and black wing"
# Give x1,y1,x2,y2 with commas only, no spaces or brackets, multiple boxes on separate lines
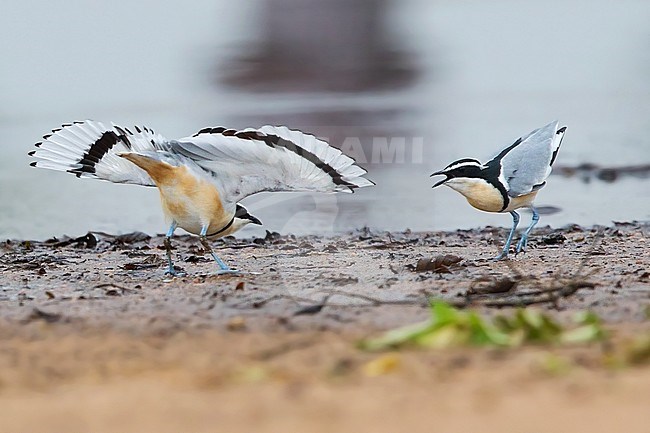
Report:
29,120,169,186
486,121,566,197
171,125,374,203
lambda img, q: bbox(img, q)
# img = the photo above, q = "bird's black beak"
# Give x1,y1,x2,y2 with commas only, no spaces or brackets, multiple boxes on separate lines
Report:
248,215,263,226
430,170,449,189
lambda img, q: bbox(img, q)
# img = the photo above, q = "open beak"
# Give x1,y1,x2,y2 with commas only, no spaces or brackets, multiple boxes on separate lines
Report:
430,170,449,189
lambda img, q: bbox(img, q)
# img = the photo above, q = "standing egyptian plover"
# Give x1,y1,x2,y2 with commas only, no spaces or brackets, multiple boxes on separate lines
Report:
30,121,374,275
431,121,566,260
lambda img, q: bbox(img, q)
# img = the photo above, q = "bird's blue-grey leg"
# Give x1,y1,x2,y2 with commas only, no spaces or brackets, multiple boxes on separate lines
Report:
164,221,185,276
516,206,540,254
199,226,239,275
493,211,520,261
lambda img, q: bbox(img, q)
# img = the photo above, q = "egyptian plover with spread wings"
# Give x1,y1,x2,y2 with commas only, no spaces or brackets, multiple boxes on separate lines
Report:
30,121,374,275
430,121,566,260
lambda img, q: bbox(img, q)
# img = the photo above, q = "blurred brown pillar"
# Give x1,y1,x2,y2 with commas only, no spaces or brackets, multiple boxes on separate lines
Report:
222,0,414,92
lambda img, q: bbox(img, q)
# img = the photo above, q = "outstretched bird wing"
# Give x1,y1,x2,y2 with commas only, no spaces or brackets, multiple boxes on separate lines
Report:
30,122,374,204
172,125,374,203
29,120,168,186
486,121,566,198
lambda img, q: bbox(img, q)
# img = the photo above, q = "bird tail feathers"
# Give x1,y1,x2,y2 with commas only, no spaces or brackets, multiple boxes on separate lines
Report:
29,120,167,186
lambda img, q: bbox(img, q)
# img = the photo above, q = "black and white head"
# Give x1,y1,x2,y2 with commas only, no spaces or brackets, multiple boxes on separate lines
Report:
430,157,509,213
430,158,486,189
232,204,262,231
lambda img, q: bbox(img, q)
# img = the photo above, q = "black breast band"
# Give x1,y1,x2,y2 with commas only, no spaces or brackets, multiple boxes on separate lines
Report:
206,216,235,237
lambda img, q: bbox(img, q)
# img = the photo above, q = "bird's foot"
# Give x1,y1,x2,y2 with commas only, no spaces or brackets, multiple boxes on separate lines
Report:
164,267,186,278
515,238,528,255
491,253,510,261
492,247,512,261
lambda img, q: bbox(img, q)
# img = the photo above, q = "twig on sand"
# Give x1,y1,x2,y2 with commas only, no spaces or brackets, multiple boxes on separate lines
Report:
457,280,596,308
456,227,604,308
234,290,423,311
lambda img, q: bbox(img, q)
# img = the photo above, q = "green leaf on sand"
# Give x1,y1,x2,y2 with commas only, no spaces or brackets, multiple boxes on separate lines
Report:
360,301,606,351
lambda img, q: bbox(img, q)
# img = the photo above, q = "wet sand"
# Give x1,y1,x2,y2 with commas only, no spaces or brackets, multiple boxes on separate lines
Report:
0,222,649,432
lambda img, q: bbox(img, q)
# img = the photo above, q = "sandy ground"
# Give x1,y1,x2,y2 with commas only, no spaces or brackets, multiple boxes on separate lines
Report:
0,222,649,433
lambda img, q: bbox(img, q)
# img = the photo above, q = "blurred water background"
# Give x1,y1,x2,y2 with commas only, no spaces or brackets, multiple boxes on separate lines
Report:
1,0,649,240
